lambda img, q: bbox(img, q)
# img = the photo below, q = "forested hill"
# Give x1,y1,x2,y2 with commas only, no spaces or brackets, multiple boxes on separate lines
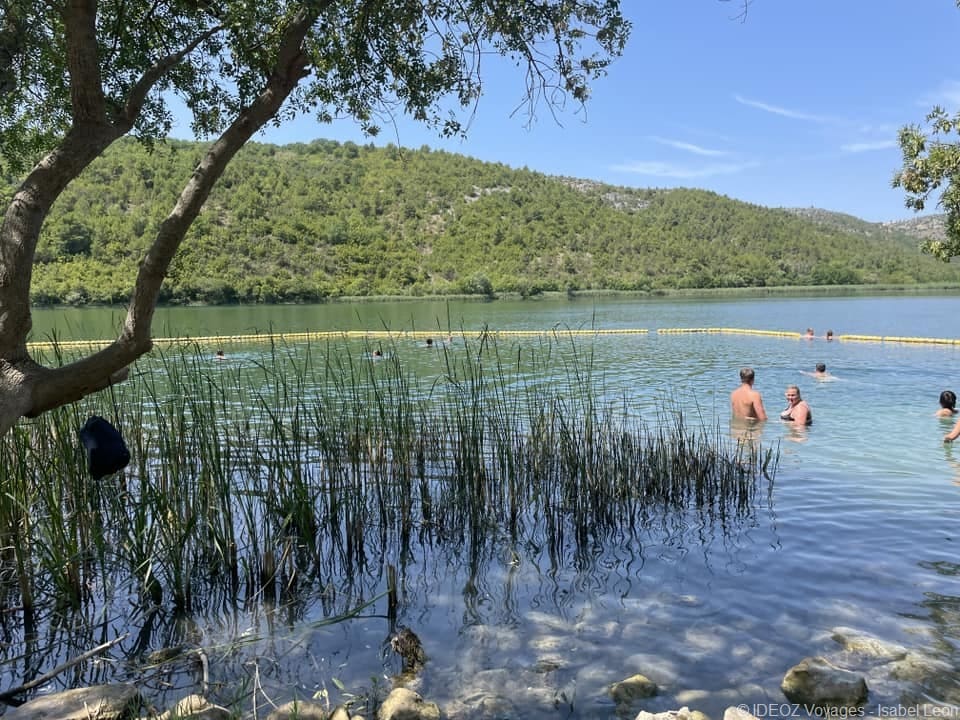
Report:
7,137,960,305
784,207,948,251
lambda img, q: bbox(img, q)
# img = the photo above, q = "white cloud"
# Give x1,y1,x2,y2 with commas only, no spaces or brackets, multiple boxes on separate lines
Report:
649,136,729,157
734,94,833,124
840,140,897,153
921,79,960,109
611,161,752,179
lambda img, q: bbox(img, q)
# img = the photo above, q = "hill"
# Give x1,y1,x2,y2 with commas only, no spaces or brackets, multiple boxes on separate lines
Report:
784,207,948,251
5,138,960,305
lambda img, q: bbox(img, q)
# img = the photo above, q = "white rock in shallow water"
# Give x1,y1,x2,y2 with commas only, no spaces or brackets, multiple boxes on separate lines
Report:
610,673,659,704
267,700,335,719
158,694,231,720
378,687,440,720
634,706,709,720
724,706,760,720
4,684,141,720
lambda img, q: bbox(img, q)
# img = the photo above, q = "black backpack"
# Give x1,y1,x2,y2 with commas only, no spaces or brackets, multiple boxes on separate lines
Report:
78,416,131,480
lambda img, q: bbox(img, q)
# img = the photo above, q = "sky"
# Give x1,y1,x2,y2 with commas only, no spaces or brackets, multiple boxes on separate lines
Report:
171,1,960,223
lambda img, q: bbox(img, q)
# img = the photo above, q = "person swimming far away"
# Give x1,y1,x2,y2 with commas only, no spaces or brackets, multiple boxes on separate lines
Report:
802,363,834,381
804,328,815,340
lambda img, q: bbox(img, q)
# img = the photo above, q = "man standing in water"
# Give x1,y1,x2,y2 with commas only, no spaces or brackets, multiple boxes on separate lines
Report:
731,367,768,421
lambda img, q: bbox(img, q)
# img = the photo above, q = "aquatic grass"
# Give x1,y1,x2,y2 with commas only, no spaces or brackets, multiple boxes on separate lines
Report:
0,332,777,703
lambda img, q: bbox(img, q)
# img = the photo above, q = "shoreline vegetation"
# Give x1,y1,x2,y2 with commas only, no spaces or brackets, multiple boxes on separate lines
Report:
28,282,960,311
10,138,959,307
0,335,777,712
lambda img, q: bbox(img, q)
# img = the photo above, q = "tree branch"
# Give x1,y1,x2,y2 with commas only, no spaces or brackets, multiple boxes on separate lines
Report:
123,6,320,351
0,633,129,701
118,25,223,128
64,0,107,124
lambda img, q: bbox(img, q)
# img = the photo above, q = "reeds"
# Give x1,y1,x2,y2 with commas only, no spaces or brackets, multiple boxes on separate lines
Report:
0,333,776,695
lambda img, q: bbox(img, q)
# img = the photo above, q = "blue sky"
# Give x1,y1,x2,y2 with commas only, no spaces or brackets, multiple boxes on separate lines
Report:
172,1,960,223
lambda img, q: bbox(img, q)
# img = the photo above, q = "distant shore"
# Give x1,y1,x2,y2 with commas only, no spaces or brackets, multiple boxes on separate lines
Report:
30,282,960,310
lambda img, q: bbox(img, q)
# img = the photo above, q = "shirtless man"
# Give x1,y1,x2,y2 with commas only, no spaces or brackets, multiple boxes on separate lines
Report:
730,367,768,421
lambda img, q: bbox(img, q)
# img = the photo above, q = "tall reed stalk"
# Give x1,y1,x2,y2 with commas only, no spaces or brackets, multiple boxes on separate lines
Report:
0,334,776,698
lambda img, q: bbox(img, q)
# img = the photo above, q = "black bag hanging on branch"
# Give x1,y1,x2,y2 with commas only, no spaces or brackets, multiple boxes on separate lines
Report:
78,415,131,480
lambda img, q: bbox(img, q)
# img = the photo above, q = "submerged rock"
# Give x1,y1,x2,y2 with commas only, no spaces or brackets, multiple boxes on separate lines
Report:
267,700,349,719
4,684,142,720
830,627,908,662
157,694,231,720
781,656,868,707
610,673,659,705
378,687,440,720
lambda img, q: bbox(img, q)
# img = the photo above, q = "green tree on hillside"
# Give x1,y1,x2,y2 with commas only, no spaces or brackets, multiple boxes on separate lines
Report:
0,0,630,436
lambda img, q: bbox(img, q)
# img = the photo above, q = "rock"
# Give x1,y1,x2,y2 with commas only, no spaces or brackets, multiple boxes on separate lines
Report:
443,692,517,720
888,651,953,684
4,684,142,720
267,700,336,719
724,707,759,720
634,706,708,720
610,673,659,705
830,627,908,661
441,666,563,715
781,656,868,707
157,694,231,720
378,687,440,720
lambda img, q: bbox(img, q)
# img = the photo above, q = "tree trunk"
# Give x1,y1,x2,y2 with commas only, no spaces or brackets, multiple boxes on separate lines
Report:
0,6,318,438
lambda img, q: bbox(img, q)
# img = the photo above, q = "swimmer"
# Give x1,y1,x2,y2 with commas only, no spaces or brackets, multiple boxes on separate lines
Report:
730,367,768,421
825,329,834,341
804,328,815,340
215,349,226,360
802,363,834,381
937,390,957,418
780,385,812,425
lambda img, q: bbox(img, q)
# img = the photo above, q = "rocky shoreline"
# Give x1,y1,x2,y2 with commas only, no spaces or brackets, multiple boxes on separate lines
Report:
4,626,956,719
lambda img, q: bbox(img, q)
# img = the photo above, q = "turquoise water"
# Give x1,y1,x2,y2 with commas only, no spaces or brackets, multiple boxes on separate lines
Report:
26,295,960,716
28,293,960,341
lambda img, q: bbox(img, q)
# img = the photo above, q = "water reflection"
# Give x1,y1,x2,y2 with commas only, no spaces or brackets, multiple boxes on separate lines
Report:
729,417,764,447
10,298,960,716
903,561,960,706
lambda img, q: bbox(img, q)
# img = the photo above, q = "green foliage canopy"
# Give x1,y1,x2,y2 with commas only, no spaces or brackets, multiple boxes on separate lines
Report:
0,0,630,433
894,1,960,263
9,138,958,305
0,0,630,174
894,105,960,261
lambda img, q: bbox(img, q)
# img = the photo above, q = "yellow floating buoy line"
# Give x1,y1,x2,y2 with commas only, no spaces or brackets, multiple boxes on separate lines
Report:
24,327,648,351
24,327,960,351
656,328,802,338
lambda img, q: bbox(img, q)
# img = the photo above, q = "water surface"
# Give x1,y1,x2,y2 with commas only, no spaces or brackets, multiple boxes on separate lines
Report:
25,294,960,717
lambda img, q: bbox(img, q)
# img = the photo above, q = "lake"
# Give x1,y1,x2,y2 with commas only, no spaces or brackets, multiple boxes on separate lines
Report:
19,294,960,718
